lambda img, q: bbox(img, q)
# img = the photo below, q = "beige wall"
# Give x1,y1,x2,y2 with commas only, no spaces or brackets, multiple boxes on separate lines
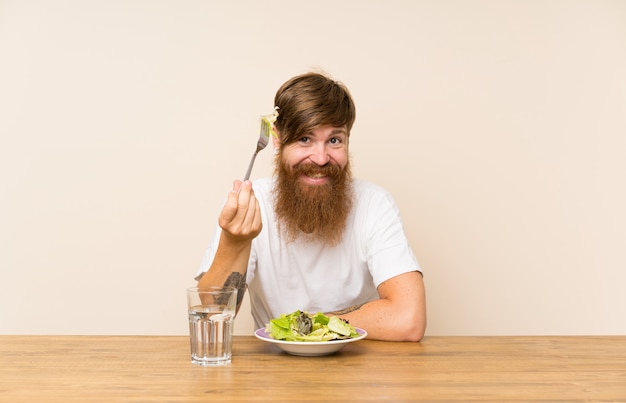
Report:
1,0,625,336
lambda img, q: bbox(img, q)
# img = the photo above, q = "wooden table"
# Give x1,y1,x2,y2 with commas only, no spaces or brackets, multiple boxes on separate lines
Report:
1,335,625,402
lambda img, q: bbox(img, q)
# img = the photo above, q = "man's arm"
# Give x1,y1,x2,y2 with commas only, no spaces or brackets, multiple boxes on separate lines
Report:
330,271,426,342
197,180,262,311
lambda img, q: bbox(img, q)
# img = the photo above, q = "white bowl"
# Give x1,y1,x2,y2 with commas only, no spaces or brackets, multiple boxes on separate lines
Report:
254,327,367,356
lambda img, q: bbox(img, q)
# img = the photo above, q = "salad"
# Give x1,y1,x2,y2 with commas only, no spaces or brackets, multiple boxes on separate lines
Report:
266,310,360,342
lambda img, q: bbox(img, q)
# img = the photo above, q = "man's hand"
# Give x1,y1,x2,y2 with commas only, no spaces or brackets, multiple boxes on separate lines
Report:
218,180,262,242
197,180,261,307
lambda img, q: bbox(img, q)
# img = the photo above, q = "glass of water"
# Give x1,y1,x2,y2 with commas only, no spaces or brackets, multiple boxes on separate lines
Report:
186,286,237,366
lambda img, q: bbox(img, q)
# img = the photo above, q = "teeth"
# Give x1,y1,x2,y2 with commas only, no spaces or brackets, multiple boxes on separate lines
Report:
308,173,325,179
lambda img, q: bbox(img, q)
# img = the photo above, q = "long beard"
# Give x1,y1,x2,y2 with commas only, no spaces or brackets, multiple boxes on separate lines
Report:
273,158,353,246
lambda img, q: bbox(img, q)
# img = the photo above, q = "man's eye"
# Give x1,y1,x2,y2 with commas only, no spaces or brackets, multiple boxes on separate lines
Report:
298,137,310,143
329,138,342,145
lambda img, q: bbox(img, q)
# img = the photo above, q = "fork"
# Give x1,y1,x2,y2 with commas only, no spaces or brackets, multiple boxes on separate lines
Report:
243,117,272,181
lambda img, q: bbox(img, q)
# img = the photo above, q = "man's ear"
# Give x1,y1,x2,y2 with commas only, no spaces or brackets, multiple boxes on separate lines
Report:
272,126,281,150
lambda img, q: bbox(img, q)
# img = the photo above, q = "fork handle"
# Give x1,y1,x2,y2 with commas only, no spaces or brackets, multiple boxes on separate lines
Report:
243,151,258,181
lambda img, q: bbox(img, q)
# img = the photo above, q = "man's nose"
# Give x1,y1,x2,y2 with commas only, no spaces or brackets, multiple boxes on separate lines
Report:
308,143,330,165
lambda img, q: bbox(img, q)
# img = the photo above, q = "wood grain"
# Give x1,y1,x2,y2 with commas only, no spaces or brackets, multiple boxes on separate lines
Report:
1,336,625,402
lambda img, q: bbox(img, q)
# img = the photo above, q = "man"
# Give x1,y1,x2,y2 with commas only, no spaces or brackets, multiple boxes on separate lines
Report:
196,72,426,341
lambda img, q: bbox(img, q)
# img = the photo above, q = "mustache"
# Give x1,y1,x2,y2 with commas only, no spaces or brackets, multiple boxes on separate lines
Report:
293,163,343,178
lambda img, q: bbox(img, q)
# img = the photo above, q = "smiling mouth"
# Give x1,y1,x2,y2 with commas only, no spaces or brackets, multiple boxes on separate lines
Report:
294,163,341,182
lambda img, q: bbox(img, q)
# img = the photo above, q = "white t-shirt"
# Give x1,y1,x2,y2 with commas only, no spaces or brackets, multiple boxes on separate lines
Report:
196,178,421,329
